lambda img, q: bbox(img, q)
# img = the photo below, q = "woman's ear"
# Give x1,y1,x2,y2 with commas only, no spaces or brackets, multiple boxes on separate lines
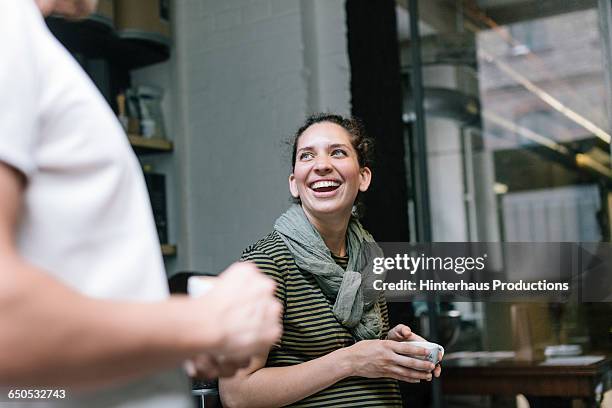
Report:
289,174,300,198
359,167,372,192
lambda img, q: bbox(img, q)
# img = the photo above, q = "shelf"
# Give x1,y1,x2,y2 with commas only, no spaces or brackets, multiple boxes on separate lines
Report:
46,16,170,69
161,244,177,257
46,16,175,261
128,135,173,153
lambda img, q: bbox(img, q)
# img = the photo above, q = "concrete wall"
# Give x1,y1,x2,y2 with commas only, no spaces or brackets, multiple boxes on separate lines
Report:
300,0,351,115
133,0,350,275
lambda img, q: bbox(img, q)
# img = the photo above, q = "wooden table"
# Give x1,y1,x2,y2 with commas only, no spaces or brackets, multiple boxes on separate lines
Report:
441,353,610,407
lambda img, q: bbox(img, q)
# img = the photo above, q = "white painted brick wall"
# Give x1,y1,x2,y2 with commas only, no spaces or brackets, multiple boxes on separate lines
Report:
134,0,350,274
301,0,350,115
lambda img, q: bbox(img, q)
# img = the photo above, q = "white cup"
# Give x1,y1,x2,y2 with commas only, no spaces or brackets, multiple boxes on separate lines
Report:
187,276,214,297
406,341,444,365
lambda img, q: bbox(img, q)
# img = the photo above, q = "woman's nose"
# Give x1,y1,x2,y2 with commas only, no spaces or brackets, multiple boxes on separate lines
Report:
313,156,332,173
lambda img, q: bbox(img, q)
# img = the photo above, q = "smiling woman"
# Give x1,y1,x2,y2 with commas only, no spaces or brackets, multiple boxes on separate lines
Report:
218,113,442,408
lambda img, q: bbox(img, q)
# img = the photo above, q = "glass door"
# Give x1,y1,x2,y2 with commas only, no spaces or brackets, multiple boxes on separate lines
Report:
400,0,612,361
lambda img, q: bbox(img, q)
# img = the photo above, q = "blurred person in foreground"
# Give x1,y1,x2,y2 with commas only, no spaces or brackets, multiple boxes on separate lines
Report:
220,113,442,407
0,1,281,406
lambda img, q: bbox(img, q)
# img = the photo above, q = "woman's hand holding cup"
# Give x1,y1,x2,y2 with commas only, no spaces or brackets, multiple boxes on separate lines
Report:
342,339,437,383
386,324,443,378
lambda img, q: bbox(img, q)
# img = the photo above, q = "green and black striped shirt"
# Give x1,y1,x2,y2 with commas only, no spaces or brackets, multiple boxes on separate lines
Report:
241,231,403,407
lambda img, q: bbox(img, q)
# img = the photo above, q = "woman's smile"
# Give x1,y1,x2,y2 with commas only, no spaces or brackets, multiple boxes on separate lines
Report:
309,178,342,195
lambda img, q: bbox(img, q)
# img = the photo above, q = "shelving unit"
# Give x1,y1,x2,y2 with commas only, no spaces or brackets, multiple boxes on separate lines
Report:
47,14,177,258
46,17,170,70
128,135,174,154
161,244,177,257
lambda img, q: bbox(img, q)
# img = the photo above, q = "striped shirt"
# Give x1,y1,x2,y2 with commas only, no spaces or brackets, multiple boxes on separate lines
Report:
241,231,403,407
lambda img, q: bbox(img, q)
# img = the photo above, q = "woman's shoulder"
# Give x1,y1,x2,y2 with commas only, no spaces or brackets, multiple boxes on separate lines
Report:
242,231,292,301
242,230,282,256
241,231,293,268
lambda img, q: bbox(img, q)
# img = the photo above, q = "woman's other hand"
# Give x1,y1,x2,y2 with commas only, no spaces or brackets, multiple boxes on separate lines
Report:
342,340,436,383
386,324,426,342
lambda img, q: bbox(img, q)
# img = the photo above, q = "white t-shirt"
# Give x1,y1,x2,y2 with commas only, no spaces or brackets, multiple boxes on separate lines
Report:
0,1,191,406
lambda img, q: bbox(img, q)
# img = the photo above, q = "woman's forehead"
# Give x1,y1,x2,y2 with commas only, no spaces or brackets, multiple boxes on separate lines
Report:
298,122,352,148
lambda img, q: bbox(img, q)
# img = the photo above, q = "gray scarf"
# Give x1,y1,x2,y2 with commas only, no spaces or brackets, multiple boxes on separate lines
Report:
274,204,384,341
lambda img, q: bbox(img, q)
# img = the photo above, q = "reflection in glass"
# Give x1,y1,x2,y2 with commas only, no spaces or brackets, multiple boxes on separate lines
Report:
398,0,612,375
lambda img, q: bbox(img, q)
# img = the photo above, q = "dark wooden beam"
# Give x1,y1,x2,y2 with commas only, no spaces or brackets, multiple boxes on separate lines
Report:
346,0,410,242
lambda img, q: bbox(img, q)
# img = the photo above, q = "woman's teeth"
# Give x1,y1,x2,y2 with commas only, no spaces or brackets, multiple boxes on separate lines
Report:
311,180,340,192
311,180,340,189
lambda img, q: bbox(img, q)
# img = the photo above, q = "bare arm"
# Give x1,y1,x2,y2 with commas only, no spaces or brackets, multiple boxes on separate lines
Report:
0,163,281,389
0,162,210,388
219,348,350,408
219,337,437,408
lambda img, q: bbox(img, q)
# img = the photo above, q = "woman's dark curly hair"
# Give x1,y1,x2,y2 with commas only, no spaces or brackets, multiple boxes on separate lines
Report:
291,113,374,170
289,113,375,215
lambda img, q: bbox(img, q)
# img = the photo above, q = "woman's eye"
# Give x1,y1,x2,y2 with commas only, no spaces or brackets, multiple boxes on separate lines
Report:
300,152,314,160
331,149,347,157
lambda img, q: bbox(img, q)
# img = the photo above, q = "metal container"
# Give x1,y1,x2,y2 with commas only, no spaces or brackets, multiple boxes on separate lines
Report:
90,0,114,28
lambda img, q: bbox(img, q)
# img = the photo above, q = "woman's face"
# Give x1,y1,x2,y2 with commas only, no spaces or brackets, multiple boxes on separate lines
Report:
289,122,371,221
